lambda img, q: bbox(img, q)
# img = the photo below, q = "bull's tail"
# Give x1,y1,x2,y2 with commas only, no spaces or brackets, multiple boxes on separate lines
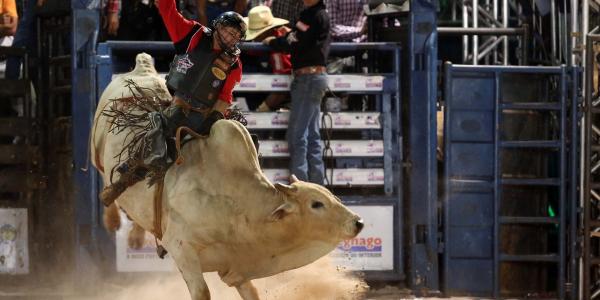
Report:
103,202,121,232
89,99,115,174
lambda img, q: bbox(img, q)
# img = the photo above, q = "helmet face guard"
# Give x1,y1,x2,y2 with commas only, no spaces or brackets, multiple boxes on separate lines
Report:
212,11,247,54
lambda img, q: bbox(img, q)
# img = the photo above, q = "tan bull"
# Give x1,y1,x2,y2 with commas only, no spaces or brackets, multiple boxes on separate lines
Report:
91,53,364,300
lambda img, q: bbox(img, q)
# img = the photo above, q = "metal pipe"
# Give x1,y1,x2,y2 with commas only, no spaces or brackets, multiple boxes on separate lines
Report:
473,5,503,27
559,10,564,62
473,0,479,65
465,36,498,61
438,27,525,35
584,0,589,42
452,0,457,21
571,0,579,65
478,36,504,60
493,0,498,63
463,0,469,62
485,0,490,64
502,0,508,64
551,0,557,62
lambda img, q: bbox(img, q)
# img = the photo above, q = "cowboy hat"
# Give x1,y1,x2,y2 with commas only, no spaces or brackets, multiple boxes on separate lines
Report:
243,6,289,41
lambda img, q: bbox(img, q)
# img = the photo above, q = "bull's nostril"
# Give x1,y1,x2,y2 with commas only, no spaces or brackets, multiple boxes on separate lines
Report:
355,219,364,232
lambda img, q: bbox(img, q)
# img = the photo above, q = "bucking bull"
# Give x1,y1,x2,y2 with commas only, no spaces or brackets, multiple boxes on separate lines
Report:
90,53,364,300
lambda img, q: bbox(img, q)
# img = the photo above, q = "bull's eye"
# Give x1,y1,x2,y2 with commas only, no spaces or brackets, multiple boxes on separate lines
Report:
311,201,324,209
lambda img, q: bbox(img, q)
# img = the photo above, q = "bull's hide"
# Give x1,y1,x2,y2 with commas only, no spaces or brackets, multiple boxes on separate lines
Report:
91,53,363,300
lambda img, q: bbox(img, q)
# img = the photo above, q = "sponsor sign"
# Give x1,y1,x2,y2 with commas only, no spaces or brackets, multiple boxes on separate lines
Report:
0,208,28,274
329,206,394,270
116,212,175,272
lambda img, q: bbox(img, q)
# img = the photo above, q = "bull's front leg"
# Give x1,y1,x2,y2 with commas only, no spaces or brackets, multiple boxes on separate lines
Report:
162,231,210,299
235,281,260,300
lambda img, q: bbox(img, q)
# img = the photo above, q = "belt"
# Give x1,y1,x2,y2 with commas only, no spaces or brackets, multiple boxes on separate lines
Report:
294,66,326,76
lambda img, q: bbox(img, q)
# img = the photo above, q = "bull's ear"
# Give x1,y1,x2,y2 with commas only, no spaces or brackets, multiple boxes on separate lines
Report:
275,183,298,195
290,174,300,183
269,202,295,221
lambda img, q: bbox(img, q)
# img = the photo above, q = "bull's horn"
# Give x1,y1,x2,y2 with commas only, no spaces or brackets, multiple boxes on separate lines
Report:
274,183,298,195
289,174,300,183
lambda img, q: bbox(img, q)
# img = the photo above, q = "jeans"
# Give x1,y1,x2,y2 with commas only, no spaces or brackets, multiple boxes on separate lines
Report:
6,0,37,80
287,73,327,184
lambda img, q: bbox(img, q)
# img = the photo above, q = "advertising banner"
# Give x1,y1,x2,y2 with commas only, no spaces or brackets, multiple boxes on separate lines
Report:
329,206,394,270
0,208,29,274
116,212,174,272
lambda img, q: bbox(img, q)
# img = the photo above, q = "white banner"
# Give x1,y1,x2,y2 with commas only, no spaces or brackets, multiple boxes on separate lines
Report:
0,208,29,274
329,206,394,271
116,212,174,272
115,206,395,272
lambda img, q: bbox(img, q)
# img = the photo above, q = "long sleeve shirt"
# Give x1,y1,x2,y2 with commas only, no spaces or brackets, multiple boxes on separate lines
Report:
158,0,242,104
268,0,330,70
104,0,121,14
325,0,367,42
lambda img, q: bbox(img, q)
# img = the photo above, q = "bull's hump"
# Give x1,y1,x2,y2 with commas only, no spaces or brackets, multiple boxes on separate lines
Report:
132,53,158,75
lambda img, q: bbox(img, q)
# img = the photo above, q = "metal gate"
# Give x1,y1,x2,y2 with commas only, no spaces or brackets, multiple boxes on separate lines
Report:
443,64,579,298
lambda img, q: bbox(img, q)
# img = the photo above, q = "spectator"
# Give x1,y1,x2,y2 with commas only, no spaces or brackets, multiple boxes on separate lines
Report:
196,0,247,26
325,0,366,42
0,0,17,78
243,5,291,111
118,0,169,41
178,0,199,20
270,0,302,25
263,0,330,184
103,0,121,38
5,0,36,80
0,0,17,47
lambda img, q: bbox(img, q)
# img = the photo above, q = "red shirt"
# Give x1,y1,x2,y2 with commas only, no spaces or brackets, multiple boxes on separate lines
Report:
269,27,292,74
158,0,242,104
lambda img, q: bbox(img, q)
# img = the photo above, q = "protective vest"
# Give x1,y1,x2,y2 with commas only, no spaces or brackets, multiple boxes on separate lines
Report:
166,29,239,107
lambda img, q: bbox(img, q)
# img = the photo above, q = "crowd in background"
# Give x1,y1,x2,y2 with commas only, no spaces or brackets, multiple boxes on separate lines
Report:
0,0,368,78
0,0,370,186
100,0,368,43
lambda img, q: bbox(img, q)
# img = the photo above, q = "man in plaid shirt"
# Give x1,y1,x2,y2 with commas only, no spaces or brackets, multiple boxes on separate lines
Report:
270,0,303,26
325,0,366,42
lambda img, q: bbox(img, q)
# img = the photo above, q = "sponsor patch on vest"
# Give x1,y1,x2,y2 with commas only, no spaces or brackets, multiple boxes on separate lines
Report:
176,55,194,74
212,67,227,80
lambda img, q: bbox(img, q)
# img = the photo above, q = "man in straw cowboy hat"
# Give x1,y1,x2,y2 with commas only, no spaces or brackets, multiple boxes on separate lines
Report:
243,5,292,111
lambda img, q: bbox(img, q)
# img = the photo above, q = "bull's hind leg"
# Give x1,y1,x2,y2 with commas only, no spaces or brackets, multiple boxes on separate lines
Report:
162,230,210,299
127,222,146,249
235,281,260,300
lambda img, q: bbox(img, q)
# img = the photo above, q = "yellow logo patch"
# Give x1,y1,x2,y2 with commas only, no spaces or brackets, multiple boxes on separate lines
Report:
212,67,226,80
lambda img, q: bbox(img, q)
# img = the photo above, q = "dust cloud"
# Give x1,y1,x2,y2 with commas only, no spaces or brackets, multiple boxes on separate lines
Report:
86,257,368,300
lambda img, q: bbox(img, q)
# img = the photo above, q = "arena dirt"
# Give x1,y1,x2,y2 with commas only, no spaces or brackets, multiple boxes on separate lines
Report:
86,257,368,300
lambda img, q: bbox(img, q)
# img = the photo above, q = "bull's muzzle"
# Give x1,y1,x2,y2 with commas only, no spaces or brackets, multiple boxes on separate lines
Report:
355,219,364,234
